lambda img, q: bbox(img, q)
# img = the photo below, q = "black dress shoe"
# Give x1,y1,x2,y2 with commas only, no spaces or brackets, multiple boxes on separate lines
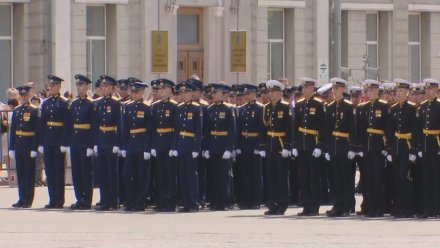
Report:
70,202,82,210
95,205,109,211
307,211,319,216
12,202,23,208
356,210,366,216
21,204,31,208
297,211,309,216
79,205,91,210
124,206,134,212
264,210,277,215
53,204,64,209
249,205,261,210
45,203,56,209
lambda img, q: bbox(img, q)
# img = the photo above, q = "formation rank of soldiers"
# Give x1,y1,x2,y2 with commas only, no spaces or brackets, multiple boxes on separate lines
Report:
8,73,440,219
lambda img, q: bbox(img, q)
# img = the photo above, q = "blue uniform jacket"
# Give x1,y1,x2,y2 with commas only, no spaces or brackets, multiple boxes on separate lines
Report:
39,94,70,146
9,102,40,152
151,98,178,152
95,95,122,148
122,100,152,154
172,101,203,154
203,101,236,154
69,96,96,149
237,100,265,153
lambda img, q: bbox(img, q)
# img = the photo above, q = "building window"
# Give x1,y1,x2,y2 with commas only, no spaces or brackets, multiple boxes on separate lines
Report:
267,9,284,80
86,5,106,83
409,13,421,83
366,12,378,79
0,4,12,102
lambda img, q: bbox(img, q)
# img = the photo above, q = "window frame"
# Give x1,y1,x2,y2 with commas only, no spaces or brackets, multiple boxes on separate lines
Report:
267,8,285,80
0,3,13,88
366,11,379,79
408,12,421,83
86,4,107,83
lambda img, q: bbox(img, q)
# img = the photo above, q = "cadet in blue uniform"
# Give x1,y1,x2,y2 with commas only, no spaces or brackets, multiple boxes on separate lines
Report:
387,79,418,218
292,77,326,216
203,83,236,211
187,78,209,208
172,81,203,212
263,80,293,215
236,84,265,209
121,80,152,212
94,75,122,211
151,78,178,212
324,78,357,217
9,86,40,208
39,75,70,209
357,79,389,217
69,74,95,210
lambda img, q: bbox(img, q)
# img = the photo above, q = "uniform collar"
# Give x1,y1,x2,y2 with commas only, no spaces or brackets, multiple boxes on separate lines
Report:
22,101,30,107
215,100,223,105
185,100,193,105
162,97,170,103
52,93,60,98
135,98,143,103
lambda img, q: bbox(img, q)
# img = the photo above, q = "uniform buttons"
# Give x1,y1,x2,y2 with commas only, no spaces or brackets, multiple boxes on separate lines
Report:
75,131,78,134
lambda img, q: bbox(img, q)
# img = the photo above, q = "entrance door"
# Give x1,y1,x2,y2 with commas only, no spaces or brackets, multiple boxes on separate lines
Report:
177,8,203,82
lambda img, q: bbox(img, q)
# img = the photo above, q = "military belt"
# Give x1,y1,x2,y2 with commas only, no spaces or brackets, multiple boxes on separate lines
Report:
366,128,385,135
180,131,195,138
47,121,64,127
332,131,349,138
267,131,286,137
130,128,147,134
298,127,318,135
423,129,440,135
241,131,259,137
394,132,412,140
16,130,35,136
156,128,174,133
210,131,228,136
73,124,91,130
99,126,117,132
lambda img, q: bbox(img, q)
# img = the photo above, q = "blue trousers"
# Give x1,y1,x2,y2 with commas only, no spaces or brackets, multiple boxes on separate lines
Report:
43,145,65,206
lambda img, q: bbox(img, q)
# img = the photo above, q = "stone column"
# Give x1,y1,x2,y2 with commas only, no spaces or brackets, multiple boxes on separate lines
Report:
392,0,409,79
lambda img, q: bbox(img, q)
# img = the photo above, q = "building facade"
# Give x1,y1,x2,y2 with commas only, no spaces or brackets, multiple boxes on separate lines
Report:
1,0,440,101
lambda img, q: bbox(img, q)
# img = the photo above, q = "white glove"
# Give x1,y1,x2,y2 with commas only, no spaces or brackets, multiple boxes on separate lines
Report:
8,150,14,159
409,154,417,163
347,151,356,160
312,148,322,158
387,155,392,162
112,146,119,154
291,148,298,158
382,150,388,157
151,149,157,157
168,150,174,157
253,150,260,155
259,151,266,158
418,152,423,158
325,153,330,161
222,150,232,160
358,152,364,157
30,151,37,158
117,150,122,157
204,151,210,159
86,148,94,157
38,146,44,154
172,150,178,157
192,152,199,158
281,149,290,158
144,152,151,160
94,145,98,156
60,146,67,153
236,149,242,155
121,150,127,158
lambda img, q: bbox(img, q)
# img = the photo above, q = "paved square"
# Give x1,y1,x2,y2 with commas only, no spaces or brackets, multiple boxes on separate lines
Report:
0,186,439,248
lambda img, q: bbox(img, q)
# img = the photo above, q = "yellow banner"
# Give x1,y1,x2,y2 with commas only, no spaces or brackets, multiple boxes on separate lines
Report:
151,31,168,73
230,31,247,72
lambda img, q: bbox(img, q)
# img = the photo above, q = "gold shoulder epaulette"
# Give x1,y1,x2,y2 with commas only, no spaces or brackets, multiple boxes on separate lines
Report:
314,97,324,103
143,100,151,106
152,99,161,105
437,98,440,103
296,98,305,103
199,99,209,106
327,100,335,107
192,102,200,107
391,102,399,108
281,100,289,105
178,102,185,107
378,99,388,104
420,100,428,105
255,101,264,107
344,99,353,105
407,101,416,106
111,96,121,101
169,99,178,105
94,97,103,101
59,95,68,101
